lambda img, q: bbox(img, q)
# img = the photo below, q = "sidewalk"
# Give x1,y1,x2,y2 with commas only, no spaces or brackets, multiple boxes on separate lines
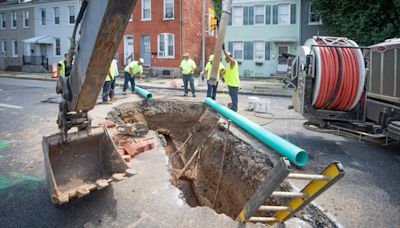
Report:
0,71,293,97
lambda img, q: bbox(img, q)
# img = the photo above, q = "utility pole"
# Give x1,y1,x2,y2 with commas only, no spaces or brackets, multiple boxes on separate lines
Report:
202,0,206,72
209,0,232,85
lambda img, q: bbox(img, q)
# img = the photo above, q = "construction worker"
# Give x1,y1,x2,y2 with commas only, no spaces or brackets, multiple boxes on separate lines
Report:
57,53,71,77
102,63,116,103
110,56,119,101
204,54,225,100
123,58,144,95
180,53,197,97
222,47,240,112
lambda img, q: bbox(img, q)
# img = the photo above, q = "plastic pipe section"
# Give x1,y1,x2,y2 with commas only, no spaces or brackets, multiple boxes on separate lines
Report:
204,98,308,166
134,86,153,99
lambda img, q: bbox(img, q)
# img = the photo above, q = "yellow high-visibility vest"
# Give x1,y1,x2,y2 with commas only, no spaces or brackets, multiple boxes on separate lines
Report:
224,60,239,87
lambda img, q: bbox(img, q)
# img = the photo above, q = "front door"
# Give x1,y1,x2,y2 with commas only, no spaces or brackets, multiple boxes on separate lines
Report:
140,35,151,67
277,45,289,73
124,35,134,65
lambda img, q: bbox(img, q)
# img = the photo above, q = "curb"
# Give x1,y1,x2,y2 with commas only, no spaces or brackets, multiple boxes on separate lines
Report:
0,75,57,82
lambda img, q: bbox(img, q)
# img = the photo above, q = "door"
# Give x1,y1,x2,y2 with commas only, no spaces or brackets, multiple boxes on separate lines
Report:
277,45,289,73
124,35,134,65
140,35,151,67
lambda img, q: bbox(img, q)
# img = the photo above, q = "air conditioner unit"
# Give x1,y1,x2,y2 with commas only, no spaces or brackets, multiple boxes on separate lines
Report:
158,51,165,56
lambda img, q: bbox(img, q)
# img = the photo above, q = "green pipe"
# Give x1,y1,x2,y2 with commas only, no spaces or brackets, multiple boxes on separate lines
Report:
128,85,153,99
204,98,308,166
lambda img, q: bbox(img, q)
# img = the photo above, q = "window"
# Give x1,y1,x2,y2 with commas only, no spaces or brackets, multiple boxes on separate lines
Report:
69,6,75,24
254,5,265,24
278,4,289,25
55,38,61,56
11,12,17,29
0,13,5,29
254,41,264,62
158,33,174,58
243,6,253,25
164,0,174,19
141,0,151,20
1,40,6,56
12,40,18,57
309,3,322,25
232,42,243,60
40,9,46,26
290,4,296,24
23,11,29,28
54,7,60,25
129,14,133,22
265,41,271,60
232,7,243,26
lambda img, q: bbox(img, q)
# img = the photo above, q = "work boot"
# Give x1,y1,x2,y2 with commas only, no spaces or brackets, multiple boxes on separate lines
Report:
122,91,127,95
183,94,188,97
192,94,196,97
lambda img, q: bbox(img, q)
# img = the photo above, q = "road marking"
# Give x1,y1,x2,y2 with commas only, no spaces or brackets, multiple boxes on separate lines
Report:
0,103,23,110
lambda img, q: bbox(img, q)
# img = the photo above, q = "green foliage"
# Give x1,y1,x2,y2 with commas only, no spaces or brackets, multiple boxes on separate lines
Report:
212,0,223,20
313,0,400,45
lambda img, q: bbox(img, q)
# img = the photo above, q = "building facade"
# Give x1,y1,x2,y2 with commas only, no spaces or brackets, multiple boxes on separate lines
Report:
116,0,216,77
0,0,80,72
224,0,300,77
299,0,325,44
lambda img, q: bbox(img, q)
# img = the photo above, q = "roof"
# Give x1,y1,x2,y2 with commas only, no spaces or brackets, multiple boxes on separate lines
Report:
24,35,55,44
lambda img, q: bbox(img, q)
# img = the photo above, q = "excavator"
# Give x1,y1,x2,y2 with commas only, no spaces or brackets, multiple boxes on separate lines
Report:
42,0,137,205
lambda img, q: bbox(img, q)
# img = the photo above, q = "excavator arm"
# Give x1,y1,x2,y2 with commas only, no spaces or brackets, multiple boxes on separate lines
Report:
57,0,137,141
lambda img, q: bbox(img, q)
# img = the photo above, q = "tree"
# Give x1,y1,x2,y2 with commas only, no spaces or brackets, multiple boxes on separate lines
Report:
313,0,400,46
212,0,223,21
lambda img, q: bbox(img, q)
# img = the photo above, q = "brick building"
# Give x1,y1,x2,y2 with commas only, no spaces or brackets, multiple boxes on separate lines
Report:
116,0,216,77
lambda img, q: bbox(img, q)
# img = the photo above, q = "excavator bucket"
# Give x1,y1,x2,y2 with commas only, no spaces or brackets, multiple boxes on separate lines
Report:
42,127,129,205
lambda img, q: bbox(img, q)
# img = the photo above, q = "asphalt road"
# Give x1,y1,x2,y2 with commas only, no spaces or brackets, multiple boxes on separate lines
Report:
0,77,399,228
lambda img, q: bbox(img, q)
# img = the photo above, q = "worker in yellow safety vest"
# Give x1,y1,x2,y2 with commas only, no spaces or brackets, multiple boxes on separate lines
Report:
180,53,197,97
123,58,144,95
222,45,240,112
102,61,117,103
204,54,225,100
57,53,70,77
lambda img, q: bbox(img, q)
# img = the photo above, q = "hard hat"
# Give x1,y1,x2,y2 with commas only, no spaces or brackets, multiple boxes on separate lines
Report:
183,53,190,57
226,52,232,57
209,54,214,62
139,58,144,64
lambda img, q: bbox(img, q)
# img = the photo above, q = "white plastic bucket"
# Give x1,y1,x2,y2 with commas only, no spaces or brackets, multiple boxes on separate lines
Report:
255,99,270,113
247,96,259,111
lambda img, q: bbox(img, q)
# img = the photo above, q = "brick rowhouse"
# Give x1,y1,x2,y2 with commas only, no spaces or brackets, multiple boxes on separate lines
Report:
116,0,216,77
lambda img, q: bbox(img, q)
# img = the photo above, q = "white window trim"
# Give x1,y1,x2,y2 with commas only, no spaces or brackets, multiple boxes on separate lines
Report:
0,13,5,29
254,5,265,25
232,6,243,26
157,33,175,59
308,3,322,25
40,9,46,26
54,38,61,57
163,0,174,20
129,14,133,22
232,41,244,61
53,7,60,26
11,40,18,57
141,0,152,21
22,11,29,28
277,3,290,26
68,6,75,25
11,12,17,29
253,41,265,62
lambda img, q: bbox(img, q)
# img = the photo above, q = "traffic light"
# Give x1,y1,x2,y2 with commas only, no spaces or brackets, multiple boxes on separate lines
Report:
209,15,217,31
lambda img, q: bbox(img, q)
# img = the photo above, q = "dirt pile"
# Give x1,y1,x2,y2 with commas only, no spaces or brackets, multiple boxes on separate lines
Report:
110,99,337,227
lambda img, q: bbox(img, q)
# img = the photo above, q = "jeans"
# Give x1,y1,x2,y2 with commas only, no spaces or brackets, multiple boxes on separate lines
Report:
207,81,218,100
182,73,195,95
102,81,112,102
123,71,135,92
228,86,239,112
110,78,115,99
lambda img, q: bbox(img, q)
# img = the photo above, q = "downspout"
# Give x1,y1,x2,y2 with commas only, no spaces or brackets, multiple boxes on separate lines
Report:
179,0,182,62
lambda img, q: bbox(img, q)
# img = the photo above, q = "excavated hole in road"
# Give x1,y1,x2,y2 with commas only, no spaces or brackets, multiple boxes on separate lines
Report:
110,99,335,227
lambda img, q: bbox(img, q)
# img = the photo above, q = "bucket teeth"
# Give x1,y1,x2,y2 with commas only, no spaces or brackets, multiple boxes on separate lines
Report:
77,186,90,198
112,173,125,181
125,169,138,177
57,194,69,204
